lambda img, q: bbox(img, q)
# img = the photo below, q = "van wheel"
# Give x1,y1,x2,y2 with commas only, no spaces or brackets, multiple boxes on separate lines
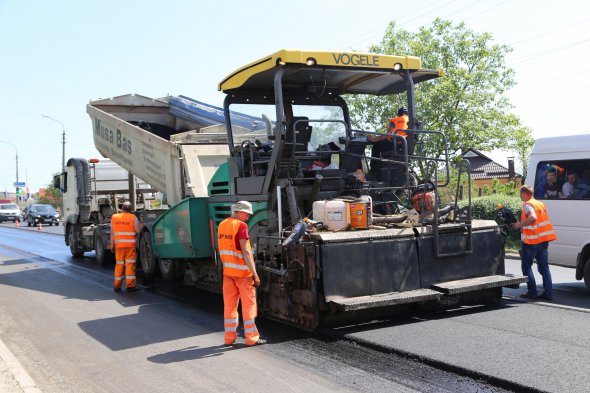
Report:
584,258,590,290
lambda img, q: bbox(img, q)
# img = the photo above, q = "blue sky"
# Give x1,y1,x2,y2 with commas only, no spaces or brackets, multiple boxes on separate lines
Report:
0,0,589,192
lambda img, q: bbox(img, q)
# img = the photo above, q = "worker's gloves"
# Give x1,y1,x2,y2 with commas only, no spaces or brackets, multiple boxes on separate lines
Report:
253,275,261,288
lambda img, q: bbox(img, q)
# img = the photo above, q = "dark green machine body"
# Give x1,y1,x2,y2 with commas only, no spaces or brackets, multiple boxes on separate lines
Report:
150,162,268,292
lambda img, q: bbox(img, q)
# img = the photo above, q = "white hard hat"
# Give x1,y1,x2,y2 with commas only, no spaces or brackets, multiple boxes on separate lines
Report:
232,200,253,215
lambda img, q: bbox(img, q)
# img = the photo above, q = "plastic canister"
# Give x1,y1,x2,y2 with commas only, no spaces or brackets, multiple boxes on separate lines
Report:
349,195,372,229
323,200,350,231
312,200,327,224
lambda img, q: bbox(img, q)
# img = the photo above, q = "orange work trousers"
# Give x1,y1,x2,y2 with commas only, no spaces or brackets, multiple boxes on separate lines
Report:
223,275,259,346
114,247,137,289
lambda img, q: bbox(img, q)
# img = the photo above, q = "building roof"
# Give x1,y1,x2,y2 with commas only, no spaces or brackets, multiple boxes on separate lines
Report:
461,149,520,180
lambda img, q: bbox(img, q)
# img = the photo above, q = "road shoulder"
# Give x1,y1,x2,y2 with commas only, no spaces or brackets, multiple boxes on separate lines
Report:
0,336,41,393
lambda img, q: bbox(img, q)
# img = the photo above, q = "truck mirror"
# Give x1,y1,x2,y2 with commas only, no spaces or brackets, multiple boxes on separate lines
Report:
53,174,61,190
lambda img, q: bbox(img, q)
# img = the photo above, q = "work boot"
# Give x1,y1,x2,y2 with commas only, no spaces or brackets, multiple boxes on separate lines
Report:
113,287,122,293
126,287,140,293
248,338,267,347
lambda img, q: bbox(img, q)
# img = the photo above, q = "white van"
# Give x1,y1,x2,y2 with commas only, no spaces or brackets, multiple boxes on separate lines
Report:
525,134,590,289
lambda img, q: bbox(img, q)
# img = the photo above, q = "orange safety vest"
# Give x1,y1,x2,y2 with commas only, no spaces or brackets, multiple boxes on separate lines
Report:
520,198,557,244
217,217,252,277
387,115,409,138
111,212,137,249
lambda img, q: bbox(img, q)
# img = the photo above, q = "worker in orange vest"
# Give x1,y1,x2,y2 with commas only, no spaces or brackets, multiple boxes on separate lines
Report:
511,185,557,300
218,200,265,346
110,201,143,293
386,107,409,138
368,107,409,180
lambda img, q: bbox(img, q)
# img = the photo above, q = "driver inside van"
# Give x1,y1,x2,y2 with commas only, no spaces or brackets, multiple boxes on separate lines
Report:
544,169,562,199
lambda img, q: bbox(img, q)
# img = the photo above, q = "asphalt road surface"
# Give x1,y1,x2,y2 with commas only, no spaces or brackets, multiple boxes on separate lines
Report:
0,223,588,392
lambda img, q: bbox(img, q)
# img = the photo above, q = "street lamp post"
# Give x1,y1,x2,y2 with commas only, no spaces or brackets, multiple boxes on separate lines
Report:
41,114,66,173
0,140,19,200
0,181,7,199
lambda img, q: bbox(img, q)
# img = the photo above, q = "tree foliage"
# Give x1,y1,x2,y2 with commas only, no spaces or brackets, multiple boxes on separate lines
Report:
36,172,62,208
346,19,533,172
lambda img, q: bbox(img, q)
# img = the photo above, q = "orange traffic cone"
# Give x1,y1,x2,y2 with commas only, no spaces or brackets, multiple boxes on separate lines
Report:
37,222,42,231
15,220,19,228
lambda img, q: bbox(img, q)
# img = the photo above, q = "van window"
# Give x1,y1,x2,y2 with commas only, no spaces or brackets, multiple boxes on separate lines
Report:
534,159,590,200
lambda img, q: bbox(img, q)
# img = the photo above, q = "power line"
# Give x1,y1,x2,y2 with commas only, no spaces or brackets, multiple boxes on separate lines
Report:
510,17,590,46
327,0,444,50
525,82,590,102
515,67,590,88
460,0,510,21
511,38,590,64
441,0,486,19
397,0,460,28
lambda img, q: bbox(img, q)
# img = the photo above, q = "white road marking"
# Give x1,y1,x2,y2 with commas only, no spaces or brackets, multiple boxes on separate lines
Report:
0,337,42,393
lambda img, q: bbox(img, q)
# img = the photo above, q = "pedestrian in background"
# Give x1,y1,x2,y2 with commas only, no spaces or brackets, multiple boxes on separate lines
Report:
110,201,143,293
511,185,557,300
217,200,265,346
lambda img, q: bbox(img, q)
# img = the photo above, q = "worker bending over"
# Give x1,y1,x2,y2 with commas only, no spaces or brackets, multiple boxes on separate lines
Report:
110,201,143,293
218,201,265,346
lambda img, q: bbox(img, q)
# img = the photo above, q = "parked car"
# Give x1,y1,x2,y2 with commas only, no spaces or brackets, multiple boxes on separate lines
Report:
0,203,21,223
26,204,59,227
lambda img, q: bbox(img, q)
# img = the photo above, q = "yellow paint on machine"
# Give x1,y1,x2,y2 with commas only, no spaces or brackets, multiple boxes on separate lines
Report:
218,49,424,92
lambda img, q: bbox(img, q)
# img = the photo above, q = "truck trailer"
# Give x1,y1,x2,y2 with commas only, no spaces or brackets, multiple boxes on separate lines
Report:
82,50,526,330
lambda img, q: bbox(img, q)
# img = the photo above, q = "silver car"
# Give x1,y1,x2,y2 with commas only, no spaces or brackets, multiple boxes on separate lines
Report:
0,203,22,223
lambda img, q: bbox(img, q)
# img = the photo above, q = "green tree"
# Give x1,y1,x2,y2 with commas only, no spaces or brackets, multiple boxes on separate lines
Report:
36,172,62,208
346,19,533,173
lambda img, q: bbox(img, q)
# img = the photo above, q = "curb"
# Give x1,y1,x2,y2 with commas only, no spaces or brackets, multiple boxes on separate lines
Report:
0,337,42,393
0,224,62,237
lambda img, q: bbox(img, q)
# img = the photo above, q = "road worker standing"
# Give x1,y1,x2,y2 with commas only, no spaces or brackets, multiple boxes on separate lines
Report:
511,185,557,300
110,201,143,293
217,201,265,346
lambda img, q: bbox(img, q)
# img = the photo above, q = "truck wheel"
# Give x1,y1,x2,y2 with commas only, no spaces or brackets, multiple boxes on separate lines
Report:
159,259,176,282
68,225,84,258
94,230,114,265
139,232,157,285
584,258,590,291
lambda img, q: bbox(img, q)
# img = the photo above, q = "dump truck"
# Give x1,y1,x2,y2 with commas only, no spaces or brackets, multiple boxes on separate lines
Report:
60,158,160,264
85,50,527,330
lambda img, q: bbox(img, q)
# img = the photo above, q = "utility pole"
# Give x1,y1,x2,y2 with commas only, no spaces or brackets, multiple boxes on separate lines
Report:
0,140,19,200
41,114,66,173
